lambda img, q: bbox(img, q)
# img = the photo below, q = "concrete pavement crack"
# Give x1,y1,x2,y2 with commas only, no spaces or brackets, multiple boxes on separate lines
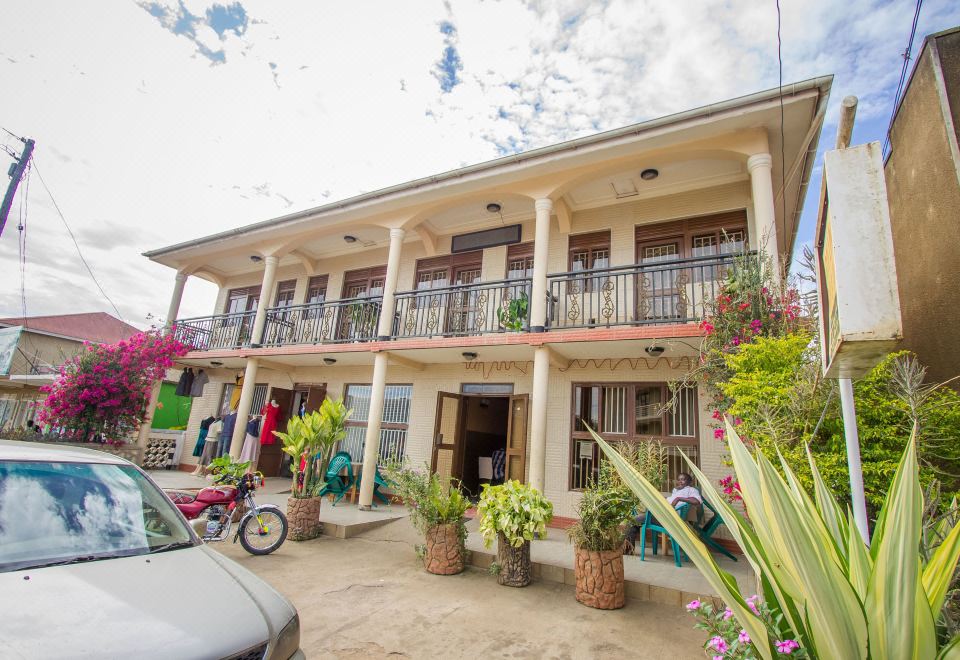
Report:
317,583,386,596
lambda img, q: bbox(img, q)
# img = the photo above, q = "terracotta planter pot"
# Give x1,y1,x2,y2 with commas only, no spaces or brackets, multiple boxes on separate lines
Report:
496,532,531,587
574,545,625,610
286,496,322,541
424,523,465,575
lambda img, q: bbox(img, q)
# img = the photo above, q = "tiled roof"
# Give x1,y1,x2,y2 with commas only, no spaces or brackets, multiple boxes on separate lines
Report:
0,312,141,344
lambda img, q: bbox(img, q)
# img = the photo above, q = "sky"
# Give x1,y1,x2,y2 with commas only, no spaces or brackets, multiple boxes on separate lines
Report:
1,0,958,328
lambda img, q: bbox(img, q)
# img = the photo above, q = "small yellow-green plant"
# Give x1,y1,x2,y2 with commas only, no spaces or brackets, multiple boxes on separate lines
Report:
477,480,553,548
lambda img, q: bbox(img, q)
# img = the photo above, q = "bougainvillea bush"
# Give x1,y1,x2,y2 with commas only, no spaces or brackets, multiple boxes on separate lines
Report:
36,329,189,443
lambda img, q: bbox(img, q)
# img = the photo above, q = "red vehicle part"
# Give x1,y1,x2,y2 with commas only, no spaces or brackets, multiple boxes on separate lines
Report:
166,485,238,520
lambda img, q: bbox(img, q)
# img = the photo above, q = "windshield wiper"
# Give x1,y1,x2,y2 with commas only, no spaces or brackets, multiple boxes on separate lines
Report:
26,554,127,569
148,541,196,554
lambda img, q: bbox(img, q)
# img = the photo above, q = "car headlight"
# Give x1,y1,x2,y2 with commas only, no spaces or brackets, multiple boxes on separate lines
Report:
270,613,300,660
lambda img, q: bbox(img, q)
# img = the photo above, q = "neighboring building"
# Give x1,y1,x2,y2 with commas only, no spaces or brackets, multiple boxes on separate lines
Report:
145,77,831,521
884,26,960,387
0,312,140,431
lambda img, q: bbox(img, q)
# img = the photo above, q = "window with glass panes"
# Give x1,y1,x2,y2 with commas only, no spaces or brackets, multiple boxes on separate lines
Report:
570,382,699,490
274,280,296,307
340,384,413,464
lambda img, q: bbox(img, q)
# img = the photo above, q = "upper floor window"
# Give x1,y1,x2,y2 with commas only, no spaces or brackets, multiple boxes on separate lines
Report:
343,266,387,299
635,211,748,261
569,230,611,272
307,275,328,305
274,280,296,307
507,243,534,280
224,286,260,315
413,251,483,290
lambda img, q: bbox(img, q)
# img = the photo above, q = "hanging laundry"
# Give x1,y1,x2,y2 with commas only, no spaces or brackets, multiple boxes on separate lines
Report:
230,374,244,410
191,416,216,458
189,369,209,397
174,368,194,397
259,401,281,445
218,411,238,458
239,416,261,464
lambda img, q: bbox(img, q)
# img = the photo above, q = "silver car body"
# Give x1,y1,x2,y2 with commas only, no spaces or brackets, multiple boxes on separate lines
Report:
0,440,304,660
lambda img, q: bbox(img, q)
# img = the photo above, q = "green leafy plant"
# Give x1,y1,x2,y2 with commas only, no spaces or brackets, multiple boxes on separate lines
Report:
383,461,471,552
687,596,806,659
477,480,553,548
208,456,251,482
274,397,351,498
592,418,960,659
497,291,528,332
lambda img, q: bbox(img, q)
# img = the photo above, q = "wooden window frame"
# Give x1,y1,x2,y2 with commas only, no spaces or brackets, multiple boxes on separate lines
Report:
568,230,611,270
634,210,748,261
506,242,535,280
412,251,483,289
568,381,699,491
342,266,388,298
223,286,261,314
274,280,297,307
306,275,329,304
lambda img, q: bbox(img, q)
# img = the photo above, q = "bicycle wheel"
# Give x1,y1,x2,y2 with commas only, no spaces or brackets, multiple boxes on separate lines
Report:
238,508,288,555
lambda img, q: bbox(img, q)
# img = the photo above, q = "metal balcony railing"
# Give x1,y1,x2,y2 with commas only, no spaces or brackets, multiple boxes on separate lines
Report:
393,278,532,338
547,252,752,329
172,310,256,351
260,296,383,346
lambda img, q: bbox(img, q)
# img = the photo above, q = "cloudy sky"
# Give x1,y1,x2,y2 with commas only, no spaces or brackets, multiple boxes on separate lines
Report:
1,0,957,327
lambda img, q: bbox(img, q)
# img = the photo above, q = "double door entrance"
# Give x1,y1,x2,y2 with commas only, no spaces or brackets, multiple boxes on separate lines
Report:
431,392,528,497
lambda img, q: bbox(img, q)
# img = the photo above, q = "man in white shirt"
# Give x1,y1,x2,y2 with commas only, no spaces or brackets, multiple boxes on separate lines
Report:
624,472,701,555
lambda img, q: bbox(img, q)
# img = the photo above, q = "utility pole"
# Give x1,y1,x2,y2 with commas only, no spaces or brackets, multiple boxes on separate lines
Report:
0,137,35,238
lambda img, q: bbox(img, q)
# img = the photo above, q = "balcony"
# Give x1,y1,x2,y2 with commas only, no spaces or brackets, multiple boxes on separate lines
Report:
260,296,382,346
172,310,256,351
393,278,532,339
547,252,745,329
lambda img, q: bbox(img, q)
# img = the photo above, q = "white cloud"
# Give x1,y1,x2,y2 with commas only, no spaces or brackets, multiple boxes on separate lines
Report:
0,0,957,326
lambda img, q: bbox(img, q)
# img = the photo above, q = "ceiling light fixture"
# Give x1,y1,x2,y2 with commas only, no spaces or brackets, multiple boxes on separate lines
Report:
644,345,665,357
486,203,501,213
250,255,263,263
210,361,224,367
462,351,478,361
640,168,659,181
323,357,337,366
343,235,358,244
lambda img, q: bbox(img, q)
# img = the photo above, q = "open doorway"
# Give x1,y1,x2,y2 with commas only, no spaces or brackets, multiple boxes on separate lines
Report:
432,390,528,499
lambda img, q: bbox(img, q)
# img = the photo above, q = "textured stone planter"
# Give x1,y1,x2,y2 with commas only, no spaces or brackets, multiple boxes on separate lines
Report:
574,545,625,610
424,523,465,575
496,532,531,587
286,496,322,541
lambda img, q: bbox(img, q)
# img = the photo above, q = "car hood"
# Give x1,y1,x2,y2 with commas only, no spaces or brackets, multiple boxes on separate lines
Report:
1,545,294,660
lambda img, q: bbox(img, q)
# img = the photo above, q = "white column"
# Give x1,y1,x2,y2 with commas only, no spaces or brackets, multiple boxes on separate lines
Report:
165,272,188,330
250,255,279,346
528,345,550,492
230,357,260,459
839,378,870,545
377,228,406,339
529,198,553,332
747,153,782,283
358,352,389,510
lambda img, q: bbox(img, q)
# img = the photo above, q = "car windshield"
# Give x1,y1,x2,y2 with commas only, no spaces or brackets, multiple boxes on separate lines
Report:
0,460,197,572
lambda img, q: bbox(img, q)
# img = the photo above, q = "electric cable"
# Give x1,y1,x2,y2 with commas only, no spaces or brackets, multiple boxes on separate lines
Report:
882,0,924,157
31,158,125,322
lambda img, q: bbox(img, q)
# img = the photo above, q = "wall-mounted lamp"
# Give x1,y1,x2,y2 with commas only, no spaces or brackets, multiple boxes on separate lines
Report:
250,255,263,263
343,235,358,244
210,361,224,367
323,357,337,366
462,351,478,361
644,345,665,357
640,168,659,181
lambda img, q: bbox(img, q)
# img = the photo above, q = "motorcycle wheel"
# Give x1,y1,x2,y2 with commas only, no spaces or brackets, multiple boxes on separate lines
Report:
238,508,288,555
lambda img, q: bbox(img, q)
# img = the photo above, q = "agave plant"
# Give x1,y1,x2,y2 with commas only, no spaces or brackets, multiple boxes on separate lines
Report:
590,419,960,659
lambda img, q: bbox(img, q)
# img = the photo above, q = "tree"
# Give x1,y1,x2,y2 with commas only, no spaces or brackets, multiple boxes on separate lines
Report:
37,329,189,443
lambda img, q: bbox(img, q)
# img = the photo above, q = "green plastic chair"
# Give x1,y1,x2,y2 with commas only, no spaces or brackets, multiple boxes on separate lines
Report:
317,451,354,506
356,466,392,506
639,502,691,568
697,498,737,561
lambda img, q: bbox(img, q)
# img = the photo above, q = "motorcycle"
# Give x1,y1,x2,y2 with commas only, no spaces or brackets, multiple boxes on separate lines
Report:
166,471,288,555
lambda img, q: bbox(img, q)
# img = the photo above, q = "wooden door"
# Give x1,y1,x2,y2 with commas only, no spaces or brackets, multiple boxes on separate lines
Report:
257,387,293,477
431,392,463,483
505,394,529,482
304,385,327,414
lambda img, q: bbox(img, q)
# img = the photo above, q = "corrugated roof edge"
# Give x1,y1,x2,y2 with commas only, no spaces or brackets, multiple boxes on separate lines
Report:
144,75,833,259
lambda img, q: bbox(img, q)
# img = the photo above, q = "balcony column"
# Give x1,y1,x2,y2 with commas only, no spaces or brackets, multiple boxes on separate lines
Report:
358,351,389,510
747,153,782,283
229,357,260,459
529,198,553,332
527,345,550,492
249,255,280,346
165,272,188,330
377,227,406,340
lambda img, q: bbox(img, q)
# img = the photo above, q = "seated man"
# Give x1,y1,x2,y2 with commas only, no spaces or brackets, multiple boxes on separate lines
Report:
624,472,702,555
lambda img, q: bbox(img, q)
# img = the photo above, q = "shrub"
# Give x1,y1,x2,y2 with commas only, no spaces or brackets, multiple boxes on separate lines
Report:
383,461,470,549
477,480,553,548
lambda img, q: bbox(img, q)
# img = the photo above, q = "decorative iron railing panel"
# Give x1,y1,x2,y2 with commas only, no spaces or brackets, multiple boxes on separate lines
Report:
260,296,383,346
393,278,532,339
171,311,256,351
547,253,751,329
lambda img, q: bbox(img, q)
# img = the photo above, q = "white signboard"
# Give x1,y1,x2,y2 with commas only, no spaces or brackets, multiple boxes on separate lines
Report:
0,326,21,376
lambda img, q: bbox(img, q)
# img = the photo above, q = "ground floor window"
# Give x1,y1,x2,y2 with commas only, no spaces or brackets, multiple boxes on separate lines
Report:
570,382,699,490
341,384,413,464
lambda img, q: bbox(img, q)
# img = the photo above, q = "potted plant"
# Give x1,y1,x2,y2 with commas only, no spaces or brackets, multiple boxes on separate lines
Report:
208,456,253,521
384,461,470,575
497,291,528,332
274,397,351,540
477,480,553,587
567,455,637,610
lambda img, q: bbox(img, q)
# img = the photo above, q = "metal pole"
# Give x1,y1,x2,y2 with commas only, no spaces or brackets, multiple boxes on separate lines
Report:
839,377,870,545
0,138,35,237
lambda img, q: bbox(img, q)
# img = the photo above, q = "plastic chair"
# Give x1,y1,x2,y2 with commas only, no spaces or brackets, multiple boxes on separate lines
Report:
317,451,354,506
639,502,691,568
356,466,392,506
698,498,737,561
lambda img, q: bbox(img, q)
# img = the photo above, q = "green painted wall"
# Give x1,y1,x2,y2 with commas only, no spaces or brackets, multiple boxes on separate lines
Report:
151,381,193,430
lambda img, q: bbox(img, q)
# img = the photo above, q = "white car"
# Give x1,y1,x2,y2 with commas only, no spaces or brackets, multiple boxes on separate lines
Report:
0,440,304,660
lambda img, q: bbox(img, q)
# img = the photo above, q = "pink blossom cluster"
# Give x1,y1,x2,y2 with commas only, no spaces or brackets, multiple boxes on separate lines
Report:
36,329,189,443
719,475,742,503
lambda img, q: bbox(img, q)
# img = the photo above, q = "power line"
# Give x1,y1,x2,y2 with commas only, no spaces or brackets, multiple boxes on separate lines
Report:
31,159,126,322
883,0,924,157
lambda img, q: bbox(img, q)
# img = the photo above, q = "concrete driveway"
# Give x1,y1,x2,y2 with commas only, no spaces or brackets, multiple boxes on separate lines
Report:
210,515,706,659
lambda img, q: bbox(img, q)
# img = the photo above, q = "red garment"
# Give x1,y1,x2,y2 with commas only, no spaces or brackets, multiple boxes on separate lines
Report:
259,402,281,445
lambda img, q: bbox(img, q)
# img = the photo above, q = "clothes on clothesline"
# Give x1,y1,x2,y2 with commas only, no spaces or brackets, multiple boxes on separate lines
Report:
230,374,244,410
174,368,194,397
239,417,262,464
192,428,208,458
189,370,209,397
259,402,280,445
218,412,238,458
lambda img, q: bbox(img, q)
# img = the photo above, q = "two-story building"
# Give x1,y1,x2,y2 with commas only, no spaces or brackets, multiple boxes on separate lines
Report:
145,76,831,520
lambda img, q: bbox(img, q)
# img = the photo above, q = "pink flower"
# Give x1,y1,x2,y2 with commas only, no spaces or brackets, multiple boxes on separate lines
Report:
722,607,734,620
776,640,800,654
738,630,750,644
714,428,725,440
686,599,702,611
711,409,722,420
709,637,728,653
713,656,724,660
701,321,715,335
